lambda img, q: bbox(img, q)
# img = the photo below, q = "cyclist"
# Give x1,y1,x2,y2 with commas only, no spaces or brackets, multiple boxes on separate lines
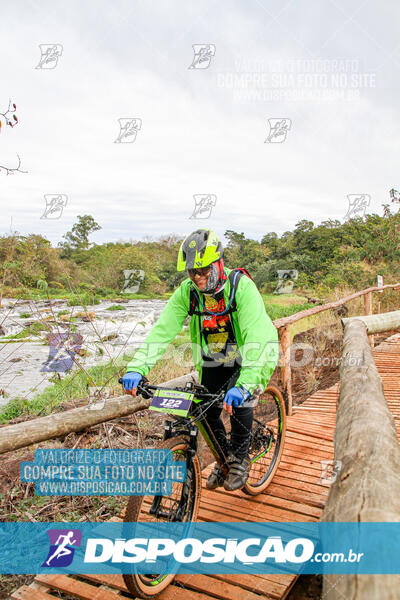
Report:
122,229,278,491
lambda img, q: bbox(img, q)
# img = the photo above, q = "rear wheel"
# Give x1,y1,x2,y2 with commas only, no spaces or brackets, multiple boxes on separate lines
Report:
123,435,202,598
242,384,286,496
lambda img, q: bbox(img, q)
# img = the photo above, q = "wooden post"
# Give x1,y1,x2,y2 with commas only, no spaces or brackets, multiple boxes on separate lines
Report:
363,290,374,347
279,324,292,416
321,318,400,599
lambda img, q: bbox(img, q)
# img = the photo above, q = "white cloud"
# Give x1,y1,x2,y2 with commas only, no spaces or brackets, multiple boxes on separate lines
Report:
0,0,399,247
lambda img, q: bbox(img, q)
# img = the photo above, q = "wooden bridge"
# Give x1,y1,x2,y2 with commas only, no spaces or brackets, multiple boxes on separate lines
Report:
6,284,400,600
10,332,400,599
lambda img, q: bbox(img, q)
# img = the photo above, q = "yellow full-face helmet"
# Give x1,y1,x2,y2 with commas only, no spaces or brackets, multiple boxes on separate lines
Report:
176,229,223,271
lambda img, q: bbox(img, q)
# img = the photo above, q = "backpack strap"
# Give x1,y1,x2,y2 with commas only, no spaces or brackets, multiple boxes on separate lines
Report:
232,267,253,281
188,286,197,316
227,269,245,313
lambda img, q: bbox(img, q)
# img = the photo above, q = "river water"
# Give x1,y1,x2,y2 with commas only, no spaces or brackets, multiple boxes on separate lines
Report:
0,298,167,408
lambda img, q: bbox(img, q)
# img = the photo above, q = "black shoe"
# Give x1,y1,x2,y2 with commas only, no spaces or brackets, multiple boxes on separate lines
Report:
206,462,225,490
223,455,250,491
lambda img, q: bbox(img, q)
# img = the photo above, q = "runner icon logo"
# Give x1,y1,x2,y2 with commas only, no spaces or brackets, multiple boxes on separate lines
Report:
42,529,82,567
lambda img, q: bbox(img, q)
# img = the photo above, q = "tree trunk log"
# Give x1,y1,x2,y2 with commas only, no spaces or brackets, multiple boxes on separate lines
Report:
0,372,198,455
342,309,400,335
321,319,400,599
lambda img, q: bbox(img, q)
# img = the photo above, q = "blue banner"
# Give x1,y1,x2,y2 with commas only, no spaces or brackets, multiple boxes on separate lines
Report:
1,522,400,574
20,449,186,496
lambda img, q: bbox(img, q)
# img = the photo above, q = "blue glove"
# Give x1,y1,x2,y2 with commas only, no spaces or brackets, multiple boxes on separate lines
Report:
224,386,251,408
122,371,143,391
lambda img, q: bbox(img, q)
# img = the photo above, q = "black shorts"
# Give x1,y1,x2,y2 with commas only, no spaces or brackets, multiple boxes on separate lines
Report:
200,360,241,394
200,360,253,461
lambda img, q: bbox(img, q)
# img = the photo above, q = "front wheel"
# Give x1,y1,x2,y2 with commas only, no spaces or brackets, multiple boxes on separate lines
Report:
123,435,202,599
242,383,286,496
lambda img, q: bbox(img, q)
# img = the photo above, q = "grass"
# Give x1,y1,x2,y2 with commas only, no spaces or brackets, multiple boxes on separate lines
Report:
0,327,193,424
2,322,47,340
67,294,101,307
261,292,309,305
0,359,124,423
19,312,31,318
261,291,340,337
291,312,337,339
104,292,173,301
106,305,126,311
263,300,313,321
260,292,314,320
0,339,32,344
1,492,123,523
3,286,173,302
275,288,373,340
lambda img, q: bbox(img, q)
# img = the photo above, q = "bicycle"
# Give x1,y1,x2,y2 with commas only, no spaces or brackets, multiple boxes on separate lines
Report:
118,377,287,598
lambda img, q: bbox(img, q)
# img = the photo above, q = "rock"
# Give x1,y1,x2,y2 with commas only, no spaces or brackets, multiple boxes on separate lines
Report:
75,311,95,321
9,357,22,363
333,304,348,317
59,314,72,321
43,299,64,306
42,315,58,322
76,347,91,357
101,334,118,342
307,297,324,305
59,311,95,322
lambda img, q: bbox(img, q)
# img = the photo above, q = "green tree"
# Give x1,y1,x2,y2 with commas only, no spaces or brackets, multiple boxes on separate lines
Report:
59,215,101,259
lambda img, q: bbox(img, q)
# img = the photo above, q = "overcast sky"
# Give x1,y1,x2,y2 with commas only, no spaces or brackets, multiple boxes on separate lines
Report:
0,0,399,247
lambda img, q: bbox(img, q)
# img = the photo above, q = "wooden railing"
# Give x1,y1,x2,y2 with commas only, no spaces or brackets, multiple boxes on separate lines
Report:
321,312,400,599
273,283,400,416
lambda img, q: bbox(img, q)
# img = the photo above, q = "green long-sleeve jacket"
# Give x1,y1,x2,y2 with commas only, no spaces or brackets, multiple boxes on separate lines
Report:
126,268,279,394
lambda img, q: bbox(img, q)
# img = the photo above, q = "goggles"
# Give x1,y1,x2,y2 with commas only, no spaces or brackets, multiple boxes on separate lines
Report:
188,266,211,277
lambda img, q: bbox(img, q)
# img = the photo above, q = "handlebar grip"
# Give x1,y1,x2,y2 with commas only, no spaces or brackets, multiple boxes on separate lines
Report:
118,376,149,393
118,376,144,387
118,376,145,385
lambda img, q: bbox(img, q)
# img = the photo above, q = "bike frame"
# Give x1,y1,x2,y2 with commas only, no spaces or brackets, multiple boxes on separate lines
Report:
149,393,228,520
119,378,279,520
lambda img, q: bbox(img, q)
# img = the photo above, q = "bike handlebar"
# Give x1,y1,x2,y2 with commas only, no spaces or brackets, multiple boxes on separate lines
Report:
117,377,225,402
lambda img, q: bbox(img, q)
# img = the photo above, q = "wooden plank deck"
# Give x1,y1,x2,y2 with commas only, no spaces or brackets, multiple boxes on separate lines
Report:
11,334,400,600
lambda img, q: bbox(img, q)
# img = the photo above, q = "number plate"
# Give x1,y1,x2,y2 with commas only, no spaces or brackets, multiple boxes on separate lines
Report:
149,389,194,416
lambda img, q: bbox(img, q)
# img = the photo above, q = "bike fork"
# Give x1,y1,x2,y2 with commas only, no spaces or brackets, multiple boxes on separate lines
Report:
149,421,174,516
174,425,198,521
149,422,198,521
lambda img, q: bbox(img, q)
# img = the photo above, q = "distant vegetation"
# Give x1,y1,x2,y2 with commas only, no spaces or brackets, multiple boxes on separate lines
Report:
0,206,399,304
